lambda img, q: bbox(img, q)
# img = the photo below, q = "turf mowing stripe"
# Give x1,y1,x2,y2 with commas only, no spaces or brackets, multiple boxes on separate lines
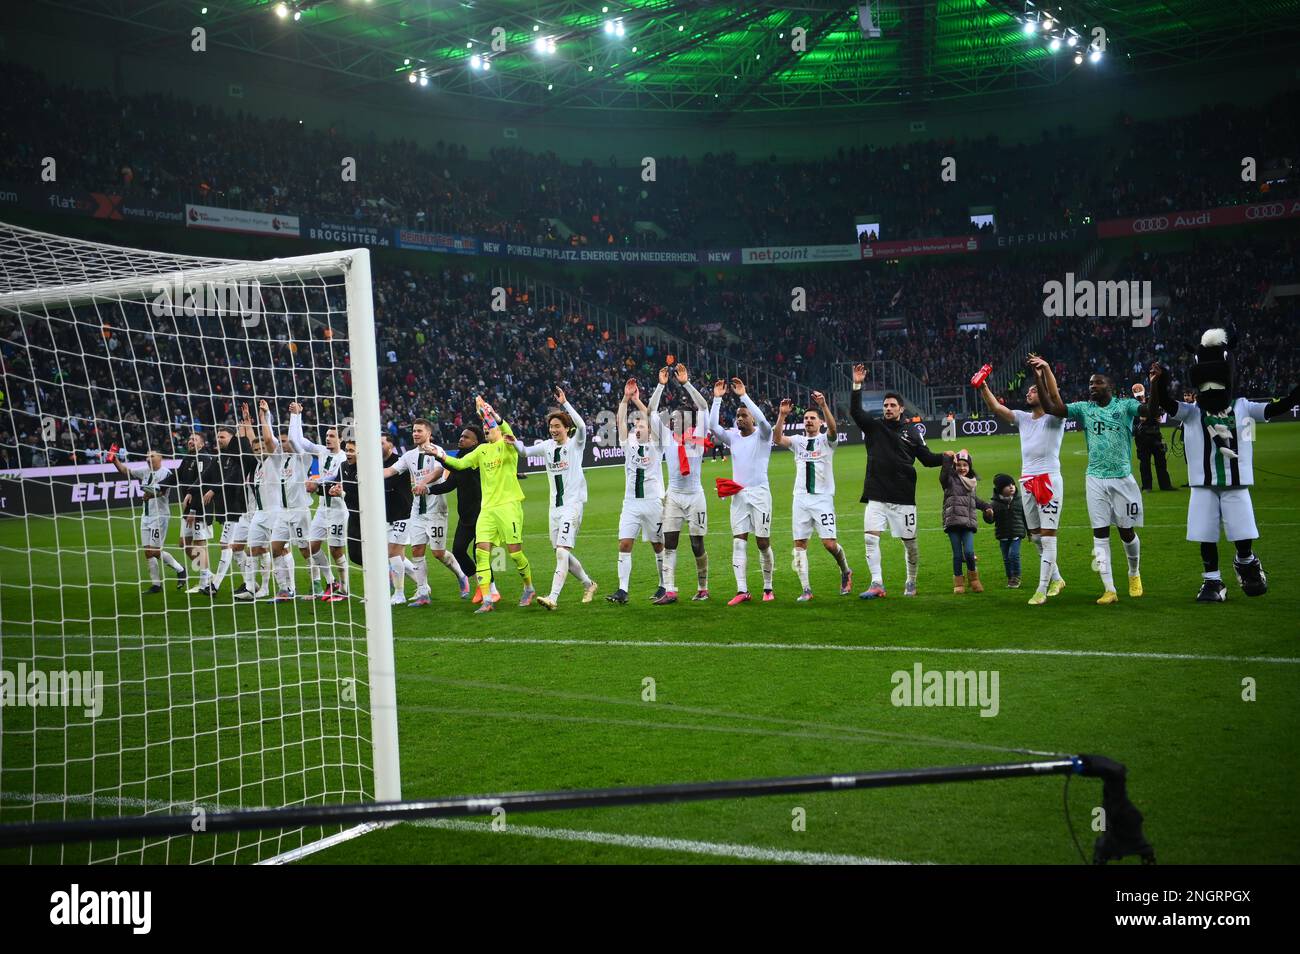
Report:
1,791,910,865
416,636,1300,665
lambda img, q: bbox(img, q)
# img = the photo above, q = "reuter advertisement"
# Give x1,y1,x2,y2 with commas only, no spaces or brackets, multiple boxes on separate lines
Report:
185,204,301,238
0,462,181,518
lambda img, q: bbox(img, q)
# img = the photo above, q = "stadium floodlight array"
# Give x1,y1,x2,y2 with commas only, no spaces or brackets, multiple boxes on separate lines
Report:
0,221,399,863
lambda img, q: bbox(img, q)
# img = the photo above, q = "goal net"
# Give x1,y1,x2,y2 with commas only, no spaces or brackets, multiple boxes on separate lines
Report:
0,222,400,863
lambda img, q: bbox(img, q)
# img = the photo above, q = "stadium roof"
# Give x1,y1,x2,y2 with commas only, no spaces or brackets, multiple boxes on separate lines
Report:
23,0,1300,119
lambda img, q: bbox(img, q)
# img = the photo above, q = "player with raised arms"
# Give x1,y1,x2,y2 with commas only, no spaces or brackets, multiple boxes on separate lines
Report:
774,390,853,601
709,376,776,605
288,402,351,602
519,386,598,610
431,396,534,613
975,355,1067,605
260,402,315,602
204,413,259,597
606,378,667,605
109,445,186,592
382,418,471,607
243,401,283,600
1042,371,1143,604
849,365,948,599
649,364,713,604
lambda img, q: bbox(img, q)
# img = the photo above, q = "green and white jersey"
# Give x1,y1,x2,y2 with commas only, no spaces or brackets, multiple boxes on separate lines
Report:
127,463,172,518
623,436,665,501
792,432,835,498
1175,398,1268,488
1066,397,1140,478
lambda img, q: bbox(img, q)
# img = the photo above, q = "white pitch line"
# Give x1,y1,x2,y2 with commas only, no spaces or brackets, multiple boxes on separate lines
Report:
408,817,910,865
1,791,910,865
416,636,1300,666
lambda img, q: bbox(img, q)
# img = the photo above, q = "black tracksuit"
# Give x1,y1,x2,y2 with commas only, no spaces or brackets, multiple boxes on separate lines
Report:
849,389,945,505
211,436,258,526
176,452,215,531
427,464,484,579
1134,406,1174,491
341,458,362,566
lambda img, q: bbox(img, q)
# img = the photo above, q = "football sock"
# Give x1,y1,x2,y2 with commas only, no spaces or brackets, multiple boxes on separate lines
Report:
550,547,570,600
403,557,418,581
1094,539,1115,591
389,555,404,594
568,552,591,585
865,533,883,586
474,546,492,594
334,552,349,591
655,550,665,588
1037,536,1058,593
411,556,428,592
903,538,920,586
212,548,233,588
259,553,273,593
732,538,748,593
508,549,531,586
240,553,256,591
759,546,774,589
1122,535,1141,575
662,548,678,591
792,548,810,589
160,552,184,573
617,552,632,591
695,551,709,589
831,543,851,575
438,550,467,585
147,556,161,584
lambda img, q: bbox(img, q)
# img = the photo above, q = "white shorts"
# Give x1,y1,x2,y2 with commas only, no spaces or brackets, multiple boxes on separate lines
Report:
1187,487,1258,543
549,503,585,549
793,494,838,540
387,519,409,546
273,508,311,546
618,497,664,543
247,511,277,549
406,511,449,549
865,500,918,539
309,504,349,548
663,491,708,536
729,485,773,537
1085,475,1144,529
220,515,251,546
182,516,213,542
1019,472,1063,533
140,515,169,549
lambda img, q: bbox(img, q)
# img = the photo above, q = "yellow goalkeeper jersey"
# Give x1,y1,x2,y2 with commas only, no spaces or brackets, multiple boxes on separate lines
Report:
441,420,524,506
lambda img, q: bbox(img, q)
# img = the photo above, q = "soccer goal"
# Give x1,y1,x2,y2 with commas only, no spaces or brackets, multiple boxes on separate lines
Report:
0,221,399,863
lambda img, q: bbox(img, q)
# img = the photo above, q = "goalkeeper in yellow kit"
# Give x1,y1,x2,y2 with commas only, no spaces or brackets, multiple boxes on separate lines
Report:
432,396,534,613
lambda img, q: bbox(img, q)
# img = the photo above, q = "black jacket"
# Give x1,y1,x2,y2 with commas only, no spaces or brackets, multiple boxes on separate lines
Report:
849,389,945,506
212,436,257,521
340,459,359,514
427,462,483,523
987,490,1028,540
1134,405,1164,447
383,451,411,523
176,452,214,518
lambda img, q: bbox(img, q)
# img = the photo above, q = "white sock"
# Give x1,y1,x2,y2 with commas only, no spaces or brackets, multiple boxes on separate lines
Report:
277,554,294,592
148,556,161,583
389,555,405,594
213,549,233,588
316,548,335,584
241,553,256,591
732,537,748,592
200,567,212,586
412,556,428,592
617,552,632,592
655,550,665,588
438,551,467,585
1123,536,1141,575
903,538,920,585
662,548,678,591
403,557,418,581
1094,539,1115,591
568,552,591,585
309,557,321,588
865,534,883,586
695,550,709,589
1037,536,1057,593
792,548,810,589
759,546,774,590
259,553,273,592
160,551,184,573
830,544,851,575
1032,534,1063,582
550,547,570,601
334,552,349,593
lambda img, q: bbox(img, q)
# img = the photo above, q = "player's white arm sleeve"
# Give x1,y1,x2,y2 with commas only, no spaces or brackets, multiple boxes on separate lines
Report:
520,441,549,457
647,384,669,443
741,394,771,439
683,380,709,412
708,397,732,445
388,453,409,475
287,412,326,456
564,401,586,445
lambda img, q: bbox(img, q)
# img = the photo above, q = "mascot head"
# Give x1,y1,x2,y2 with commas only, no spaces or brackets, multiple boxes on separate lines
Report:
1189,328,1234,414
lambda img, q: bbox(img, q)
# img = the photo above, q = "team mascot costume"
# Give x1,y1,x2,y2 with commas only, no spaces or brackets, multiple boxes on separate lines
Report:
1148,329,1300,602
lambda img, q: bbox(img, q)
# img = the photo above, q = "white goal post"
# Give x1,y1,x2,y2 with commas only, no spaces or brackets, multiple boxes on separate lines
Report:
0,222,399,863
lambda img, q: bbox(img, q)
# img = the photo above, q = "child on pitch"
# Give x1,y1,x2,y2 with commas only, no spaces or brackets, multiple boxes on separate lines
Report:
985,474,1028,588
940,449,992,594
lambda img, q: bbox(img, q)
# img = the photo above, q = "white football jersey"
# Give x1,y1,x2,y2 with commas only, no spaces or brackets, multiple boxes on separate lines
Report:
128,464,172,518
391,446,449,518
268,447,312,510
623,435,665,501
792,432,835,497
251,455,283,513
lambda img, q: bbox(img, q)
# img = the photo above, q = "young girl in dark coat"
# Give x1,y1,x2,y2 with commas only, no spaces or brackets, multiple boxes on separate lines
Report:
940,449,993,594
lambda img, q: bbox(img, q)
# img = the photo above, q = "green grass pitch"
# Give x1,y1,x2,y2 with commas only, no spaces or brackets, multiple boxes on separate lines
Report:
2,427,1298,864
